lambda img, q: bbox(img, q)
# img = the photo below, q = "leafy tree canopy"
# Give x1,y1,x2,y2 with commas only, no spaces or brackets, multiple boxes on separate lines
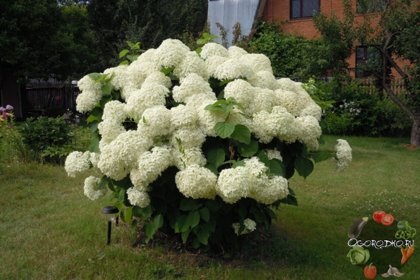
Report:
0,0,61,78
88,0,208,68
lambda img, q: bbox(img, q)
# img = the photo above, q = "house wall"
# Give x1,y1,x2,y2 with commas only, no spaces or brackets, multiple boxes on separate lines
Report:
262,0,383,76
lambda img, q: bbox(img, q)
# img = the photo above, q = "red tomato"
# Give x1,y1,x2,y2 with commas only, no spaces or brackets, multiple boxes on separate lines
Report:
372,211,385,223
381,213,394,226
364,264,377,279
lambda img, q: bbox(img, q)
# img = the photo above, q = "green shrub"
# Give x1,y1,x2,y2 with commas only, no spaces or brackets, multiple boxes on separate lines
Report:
0,124,29,163
20,117,73,163
313,79,411,137
249,22,332,80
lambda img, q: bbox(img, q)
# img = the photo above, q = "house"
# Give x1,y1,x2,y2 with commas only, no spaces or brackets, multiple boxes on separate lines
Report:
262,0,388,78
207,0,392,79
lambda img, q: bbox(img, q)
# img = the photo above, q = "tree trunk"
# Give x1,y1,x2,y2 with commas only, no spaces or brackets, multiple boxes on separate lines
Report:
411,116,420,148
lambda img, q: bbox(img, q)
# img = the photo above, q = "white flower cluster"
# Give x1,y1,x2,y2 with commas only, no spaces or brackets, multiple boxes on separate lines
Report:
69,39,323,205
232,218,257,235
84,176,107,200
335,139,352,170
216,157,289,204
64,151,92,177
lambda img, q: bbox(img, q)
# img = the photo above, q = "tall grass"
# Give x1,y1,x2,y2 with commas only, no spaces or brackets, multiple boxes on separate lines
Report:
0,136,419,279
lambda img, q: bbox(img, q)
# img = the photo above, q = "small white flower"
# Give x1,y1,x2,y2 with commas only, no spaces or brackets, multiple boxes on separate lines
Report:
266,149,282,161
155,39,189,68
214,58,253,80
174,51,208,80
216,166,251,204
335,139,352,170
65,151,91,177
200,42,229,59
175,165,217,199
137,146,173,185
228,46,248,59
232,218,257,235
83,176,106,200
104,65,128,90
172,73,214,104
127,187,150,208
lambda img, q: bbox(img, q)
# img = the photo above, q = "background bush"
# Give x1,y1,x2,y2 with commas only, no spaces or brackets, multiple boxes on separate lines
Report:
249,22,333,80
313,79,411,137
19,117,93,164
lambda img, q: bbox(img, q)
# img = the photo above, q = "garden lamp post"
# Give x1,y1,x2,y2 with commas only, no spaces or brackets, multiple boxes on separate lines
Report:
102,206,119,245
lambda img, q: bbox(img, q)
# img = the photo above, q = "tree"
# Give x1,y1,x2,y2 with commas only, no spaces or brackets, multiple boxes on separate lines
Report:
313,0,370,79
87,0,208,68
0,0,61,79
0,0,99,117
51,4,98,78
360,0,420,147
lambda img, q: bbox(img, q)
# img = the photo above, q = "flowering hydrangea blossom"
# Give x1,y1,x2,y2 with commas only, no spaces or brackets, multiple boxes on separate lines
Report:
65,151,91,177
232,218,257,235
67,39,328,207
335,139,352,170
84,176,106,200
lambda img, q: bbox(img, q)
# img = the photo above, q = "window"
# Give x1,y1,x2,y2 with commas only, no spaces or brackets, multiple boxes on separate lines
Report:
357,0,388,13
355,46,381,78
291,0,320,19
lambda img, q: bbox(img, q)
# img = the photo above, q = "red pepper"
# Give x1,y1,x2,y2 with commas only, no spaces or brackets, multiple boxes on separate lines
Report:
364,263,377,279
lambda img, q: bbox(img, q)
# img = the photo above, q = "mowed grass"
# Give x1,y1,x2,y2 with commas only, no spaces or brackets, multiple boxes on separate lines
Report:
0,136,419,279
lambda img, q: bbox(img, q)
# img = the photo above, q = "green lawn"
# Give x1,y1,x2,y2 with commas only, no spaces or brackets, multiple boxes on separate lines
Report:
0,136,419,279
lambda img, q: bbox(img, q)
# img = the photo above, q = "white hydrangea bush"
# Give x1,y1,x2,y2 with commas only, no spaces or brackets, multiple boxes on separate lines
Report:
65,39,339,248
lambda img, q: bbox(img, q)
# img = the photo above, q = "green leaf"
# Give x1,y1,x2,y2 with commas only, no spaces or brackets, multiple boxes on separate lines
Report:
133,205,152,219
173,214,186,233
294,157,314,178
101,82,113,96
311,150,332,163
205,164,218,174
185,211,200,230
121,207,133,223
231,124,251,144
88,135,99,153
98,176,110,190
267,159,285,176
206,148,226,169
181,229,191,244
232,160,245,168
194,224,211,245
119,49,129,58
238,139,259,157
126,54,138,62
199,207,210,222
215,122,236,138
119,60,129,65
86,114,100,124
88,72,102,82
205,200,221,212
145,214,164,242
280,193,298,206
127,40,136,49
180,199,201,211
161,66,175,76
204,98,237,114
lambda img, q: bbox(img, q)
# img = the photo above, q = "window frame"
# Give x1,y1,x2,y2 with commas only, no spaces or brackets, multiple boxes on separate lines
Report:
290,0,321,20
355,45,381,78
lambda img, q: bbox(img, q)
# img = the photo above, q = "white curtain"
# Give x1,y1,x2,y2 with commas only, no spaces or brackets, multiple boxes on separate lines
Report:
208,0,260,46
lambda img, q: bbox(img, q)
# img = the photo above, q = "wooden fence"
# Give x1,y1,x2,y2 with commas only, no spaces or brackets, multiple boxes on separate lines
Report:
359,77,406,95
22,80,79,118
